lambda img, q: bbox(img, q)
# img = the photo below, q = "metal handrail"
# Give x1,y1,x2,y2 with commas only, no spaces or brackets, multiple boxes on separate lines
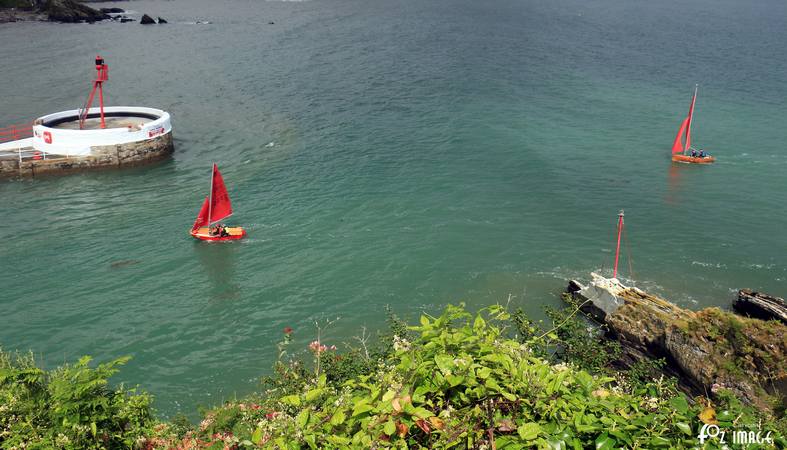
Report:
0,147,49,164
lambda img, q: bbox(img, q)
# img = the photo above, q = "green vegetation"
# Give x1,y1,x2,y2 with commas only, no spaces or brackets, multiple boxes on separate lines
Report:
0,0,33,10
683,307,785,391
2,303,785,449
0,351,153,448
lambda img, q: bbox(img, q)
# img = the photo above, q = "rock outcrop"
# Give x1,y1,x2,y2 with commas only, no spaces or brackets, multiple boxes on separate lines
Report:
1,0,108,22
566,277,787,413
139,13,154,24
41,0,108,22
734,289,787,324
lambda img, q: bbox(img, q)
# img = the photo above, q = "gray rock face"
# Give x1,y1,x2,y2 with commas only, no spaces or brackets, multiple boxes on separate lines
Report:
42,0,108,22
734,289,787,324
567,278,787,413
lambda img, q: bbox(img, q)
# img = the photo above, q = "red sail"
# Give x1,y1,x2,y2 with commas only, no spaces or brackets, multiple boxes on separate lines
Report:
671,117,689,154
208,164,233,224
192,196,210,231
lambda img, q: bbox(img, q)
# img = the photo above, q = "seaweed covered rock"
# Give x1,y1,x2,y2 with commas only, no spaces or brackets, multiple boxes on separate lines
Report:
567,278,787,412
668,308,786,411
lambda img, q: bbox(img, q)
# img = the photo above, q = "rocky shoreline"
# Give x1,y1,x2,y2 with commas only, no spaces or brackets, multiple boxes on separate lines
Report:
0,0,166,23
565,276,787,414
0,0,107,23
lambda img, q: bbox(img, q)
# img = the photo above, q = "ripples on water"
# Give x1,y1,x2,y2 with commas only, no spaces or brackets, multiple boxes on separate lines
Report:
1,0,785,416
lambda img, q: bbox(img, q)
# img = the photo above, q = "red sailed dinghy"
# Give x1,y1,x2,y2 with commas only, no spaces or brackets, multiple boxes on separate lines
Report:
190,164,247,241
671,85,715,164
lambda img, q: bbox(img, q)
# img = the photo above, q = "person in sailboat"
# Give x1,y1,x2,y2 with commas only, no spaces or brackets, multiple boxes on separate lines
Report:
209,224,224,236
691,149,697,157
699,149,707,158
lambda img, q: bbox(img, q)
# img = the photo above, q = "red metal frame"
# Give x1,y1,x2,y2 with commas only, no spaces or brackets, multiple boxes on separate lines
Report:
0,122,33,143
79,55,109,130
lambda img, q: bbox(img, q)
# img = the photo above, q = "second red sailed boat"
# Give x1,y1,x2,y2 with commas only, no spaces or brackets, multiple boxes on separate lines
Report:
670,85,715,164
190,164,247,241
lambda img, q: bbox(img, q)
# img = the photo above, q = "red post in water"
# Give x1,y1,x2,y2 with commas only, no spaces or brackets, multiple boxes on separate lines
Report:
613,210,625,279
80,55,109,129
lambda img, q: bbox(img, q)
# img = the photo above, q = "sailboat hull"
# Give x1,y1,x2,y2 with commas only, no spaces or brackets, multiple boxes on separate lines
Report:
190,226,247,241
672,154,715,164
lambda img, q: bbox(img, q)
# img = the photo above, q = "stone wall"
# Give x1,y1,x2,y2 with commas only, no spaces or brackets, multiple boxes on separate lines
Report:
0,132,173,179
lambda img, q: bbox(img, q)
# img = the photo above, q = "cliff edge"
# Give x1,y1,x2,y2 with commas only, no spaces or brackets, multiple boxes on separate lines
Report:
566,276,787,413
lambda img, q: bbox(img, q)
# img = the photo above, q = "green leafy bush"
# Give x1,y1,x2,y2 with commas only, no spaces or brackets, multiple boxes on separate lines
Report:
156,304,783,449
0,350,154,449
3,303,784,449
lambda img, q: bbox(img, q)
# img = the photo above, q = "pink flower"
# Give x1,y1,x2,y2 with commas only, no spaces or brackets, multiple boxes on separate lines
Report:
308,340,337,354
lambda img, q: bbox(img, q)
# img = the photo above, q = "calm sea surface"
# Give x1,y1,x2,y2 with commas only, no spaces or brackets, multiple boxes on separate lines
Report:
1,0,785,416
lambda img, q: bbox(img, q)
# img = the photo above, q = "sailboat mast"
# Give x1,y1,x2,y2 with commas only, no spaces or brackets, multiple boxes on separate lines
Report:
613,210,625,279
683,84,698,153
207,163,215,225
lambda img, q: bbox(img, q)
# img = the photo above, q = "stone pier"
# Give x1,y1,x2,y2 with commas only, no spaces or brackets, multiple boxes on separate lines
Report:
0,132,173,179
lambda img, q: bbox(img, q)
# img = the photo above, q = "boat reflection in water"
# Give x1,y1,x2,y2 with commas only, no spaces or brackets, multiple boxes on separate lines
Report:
194,241,241,302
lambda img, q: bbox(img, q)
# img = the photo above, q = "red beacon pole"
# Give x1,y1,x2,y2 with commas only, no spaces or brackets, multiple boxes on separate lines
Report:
79,55,109,130
613,209,624,279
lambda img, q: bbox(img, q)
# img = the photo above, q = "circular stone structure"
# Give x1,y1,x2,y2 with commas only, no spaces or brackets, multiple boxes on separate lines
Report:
0,106,174,178
1,57,175,179
33,106,172,157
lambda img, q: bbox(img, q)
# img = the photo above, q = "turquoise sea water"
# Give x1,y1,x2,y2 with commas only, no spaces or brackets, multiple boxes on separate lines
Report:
1,0,786,416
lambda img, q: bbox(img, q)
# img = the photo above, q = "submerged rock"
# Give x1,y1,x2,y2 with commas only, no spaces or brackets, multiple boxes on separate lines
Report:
109,259,140,269
566,276,787,413
99,7,123,13
157,16,166,23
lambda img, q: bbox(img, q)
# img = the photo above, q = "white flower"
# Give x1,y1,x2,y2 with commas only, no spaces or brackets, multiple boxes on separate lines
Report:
644,396,660,410
392,335,411,352
55,434,70,446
